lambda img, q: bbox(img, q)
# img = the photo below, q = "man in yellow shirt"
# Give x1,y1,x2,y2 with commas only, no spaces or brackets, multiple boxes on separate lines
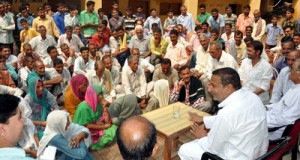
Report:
32,6,60,38
20,19,39,51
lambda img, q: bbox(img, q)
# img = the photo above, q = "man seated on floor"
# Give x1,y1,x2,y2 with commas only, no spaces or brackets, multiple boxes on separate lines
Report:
48,58,71,105
178,67,268,159
270,50,299,103
102,45,121,68
124,48,154,81
102,55,120,86
26,60,62,94
165,29,188,70
0,55,16,88
117,116,158,160
19,55,34,92
43,46,66,69
267,58,300,140
116,55,154,108
18,43,40,69
0,94,34,160
170,66,206,110
238,41,273,104
152,58,178,90
73,47,95,76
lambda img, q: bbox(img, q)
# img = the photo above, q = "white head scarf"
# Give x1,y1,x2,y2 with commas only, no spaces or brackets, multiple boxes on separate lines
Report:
18,97,37,149
153,80,170,107
37,110,69,157
102,45,111,54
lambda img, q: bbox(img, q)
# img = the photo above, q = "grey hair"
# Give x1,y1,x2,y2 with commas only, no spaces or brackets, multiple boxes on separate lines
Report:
209,41,222,50
198,33,209,40
128,55,139,63
94,60,105,70
135,25,143,31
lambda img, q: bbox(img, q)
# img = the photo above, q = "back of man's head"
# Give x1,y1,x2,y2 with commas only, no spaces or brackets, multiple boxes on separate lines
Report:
117,116,158,160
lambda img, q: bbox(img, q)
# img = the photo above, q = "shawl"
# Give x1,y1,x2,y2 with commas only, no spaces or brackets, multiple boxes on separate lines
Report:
255,18,263,37
70,74,88,101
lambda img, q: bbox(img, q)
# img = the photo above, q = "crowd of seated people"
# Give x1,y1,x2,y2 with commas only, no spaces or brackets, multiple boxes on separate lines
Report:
0,0,299,159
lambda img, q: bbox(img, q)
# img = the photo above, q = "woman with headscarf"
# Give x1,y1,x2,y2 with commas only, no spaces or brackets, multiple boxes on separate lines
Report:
108,94,142,125
24,76,59,140
73,84,117,151
64,74,89,119
146,79,170,112
37,110,93,160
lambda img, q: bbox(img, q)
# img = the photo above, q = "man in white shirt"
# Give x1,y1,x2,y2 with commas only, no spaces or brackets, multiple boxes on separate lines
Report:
124,48,154,78
267,58,300,140
252,10,266,41
48,58,71,104
43,46,66,69
165,29,188,70
192,33,214,110
178,67,268,160
177,6,195,33
86,60,116,103
0,45,17,68
270,50,299,103
29,25,57,60
239,41,273,104
73,47,95,76
19,55,34,92
102,55,120,86
59,43,77,70
57,26,84,54
116,55,154,108
206,41,238,79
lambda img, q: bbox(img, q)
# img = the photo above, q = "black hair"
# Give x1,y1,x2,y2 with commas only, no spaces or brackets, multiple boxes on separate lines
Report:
151,23,158,28
225,23,232,28
211,8,218,13
65,26,73,31
283,25,293,31
194,25,202,31
80,46,89,53
101,20,108,26
170,29,178,36
86,1,95,7
153,28,162,34
202,22,209,27
53,58,63,67
244,36,254,43
243,5,250,9
0,45,10,51
98,8,104,13
212,68,242,90
47,46,57,54
161,58,171,65
210,28,219,35
286,7,294,14
199,4,206,9
235,30,243,37
19,5,27,12
0,94,20,124
20,18,28,24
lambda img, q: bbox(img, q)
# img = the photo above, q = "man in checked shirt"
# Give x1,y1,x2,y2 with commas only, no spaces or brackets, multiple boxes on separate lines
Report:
170,65,207,111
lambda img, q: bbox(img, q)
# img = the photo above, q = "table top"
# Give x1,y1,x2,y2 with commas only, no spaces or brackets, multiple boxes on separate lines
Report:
142,102,211,137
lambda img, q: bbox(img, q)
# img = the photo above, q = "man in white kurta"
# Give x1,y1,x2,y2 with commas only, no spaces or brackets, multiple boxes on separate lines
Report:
267,58,300,140
178,67,268,160
238,41,273,104
270,50,299,103
205,41,238,80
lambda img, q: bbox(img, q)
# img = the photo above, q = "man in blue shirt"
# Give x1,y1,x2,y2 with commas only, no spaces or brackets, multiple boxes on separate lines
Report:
207,8,225,36
17,5,34,31
53,3,66,35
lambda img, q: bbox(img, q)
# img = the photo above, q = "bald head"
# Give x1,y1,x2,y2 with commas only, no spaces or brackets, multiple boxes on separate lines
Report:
117,116,157,160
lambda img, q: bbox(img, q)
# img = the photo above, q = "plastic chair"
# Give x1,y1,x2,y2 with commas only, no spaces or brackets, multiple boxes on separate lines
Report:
200,136,291,160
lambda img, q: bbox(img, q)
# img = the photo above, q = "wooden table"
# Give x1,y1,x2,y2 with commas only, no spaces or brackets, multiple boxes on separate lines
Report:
142,102,210,160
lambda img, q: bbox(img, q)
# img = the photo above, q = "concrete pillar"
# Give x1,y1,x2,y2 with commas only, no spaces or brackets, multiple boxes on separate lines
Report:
182,0,199,21
249,0,261,14
293,0,300,19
